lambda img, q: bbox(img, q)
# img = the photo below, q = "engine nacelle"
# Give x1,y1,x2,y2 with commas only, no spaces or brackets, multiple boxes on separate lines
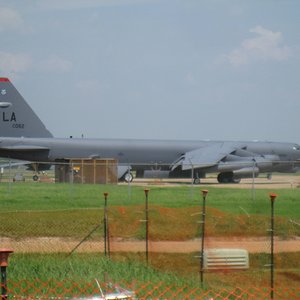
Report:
218,162,255,172
233,167,259,178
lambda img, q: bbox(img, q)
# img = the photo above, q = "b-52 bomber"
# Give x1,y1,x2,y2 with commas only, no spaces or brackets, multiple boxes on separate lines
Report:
0,77,300,183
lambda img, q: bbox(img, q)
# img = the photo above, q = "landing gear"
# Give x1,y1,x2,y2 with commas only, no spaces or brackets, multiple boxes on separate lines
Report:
232,178,241,184
124,172,133,183
217,172,240,184
193,178,201,184
33,175,39,181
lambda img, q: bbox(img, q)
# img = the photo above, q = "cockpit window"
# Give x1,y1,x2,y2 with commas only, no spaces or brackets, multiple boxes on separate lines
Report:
293,145,300,151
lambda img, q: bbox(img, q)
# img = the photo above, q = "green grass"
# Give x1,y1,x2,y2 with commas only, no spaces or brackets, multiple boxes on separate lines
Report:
1,182,299,297
8,253,202,298
10,253,176,283
1,182,300,216
8,252,300,289
0,182,299,238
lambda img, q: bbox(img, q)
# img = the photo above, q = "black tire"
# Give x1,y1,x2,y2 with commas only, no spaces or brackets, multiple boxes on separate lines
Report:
218,172,241,184
193,178,201,184
33,175,39,181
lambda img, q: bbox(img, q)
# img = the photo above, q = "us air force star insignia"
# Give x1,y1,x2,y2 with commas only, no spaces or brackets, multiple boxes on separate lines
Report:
1,89,6,95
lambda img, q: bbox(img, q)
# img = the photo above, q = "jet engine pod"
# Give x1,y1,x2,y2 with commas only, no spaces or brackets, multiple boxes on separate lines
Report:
144,170,170,179
233,167,259,178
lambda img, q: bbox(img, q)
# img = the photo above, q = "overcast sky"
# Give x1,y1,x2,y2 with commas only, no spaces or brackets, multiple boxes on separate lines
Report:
0,0,299,142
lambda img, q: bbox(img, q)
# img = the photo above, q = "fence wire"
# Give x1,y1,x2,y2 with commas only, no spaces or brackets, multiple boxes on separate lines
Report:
0,162,299,298
3,280,300,299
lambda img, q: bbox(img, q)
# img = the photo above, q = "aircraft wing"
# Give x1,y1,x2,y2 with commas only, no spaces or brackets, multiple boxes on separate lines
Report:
171,142,245,171
0,145,49,151
0,160,31,169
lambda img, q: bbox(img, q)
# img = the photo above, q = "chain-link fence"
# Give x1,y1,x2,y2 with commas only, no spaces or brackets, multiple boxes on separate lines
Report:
0,161,300,298
3,280,300,299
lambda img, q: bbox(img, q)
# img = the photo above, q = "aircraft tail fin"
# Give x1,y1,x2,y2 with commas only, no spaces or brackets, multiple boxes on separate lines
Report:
0,78,53,138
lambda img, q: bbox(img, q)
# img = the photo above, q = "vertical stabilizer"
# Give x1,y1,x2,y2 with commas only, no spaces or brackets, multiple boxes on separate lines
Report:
0,78,53,137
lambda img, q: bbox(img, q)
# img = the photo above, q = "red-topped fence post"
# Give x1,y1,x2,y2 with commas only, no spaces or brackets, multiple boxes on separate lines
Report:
269,193,277,300
144,189,150,265
200,190,208,288
103,192,110,257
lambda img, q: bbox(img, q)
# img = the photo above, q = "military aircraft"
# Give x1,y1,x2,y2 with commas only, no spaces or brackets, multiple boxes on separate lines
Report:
0,77,300,183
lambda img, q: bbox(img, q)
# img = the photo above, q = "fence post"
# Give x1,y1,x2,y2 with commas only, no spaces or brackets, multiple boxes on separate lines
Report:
269,193,277,300
144,189,150,265
103,192,110,257
200,190,208,288
0,249,13,300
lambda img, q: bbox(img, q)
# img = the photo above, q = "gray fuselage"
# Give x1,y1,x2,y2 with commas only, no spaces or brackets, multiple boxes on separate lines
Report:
1,137,299,172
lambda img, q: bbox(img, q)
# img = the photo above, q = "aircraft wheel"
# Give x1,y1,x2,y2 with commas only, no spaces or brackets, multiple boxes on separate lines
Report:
232,178,241,184
193,178,201,184
218,173,241,184
217,172,232,183
124,172,133,183
33,175,39,181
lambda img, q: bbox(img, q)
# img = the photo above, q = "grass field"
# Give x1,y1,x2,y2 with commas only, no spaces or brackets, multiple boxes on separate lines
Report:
0,182,299,239
8,252,300,291
1,182,299,294
1,182,299,215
